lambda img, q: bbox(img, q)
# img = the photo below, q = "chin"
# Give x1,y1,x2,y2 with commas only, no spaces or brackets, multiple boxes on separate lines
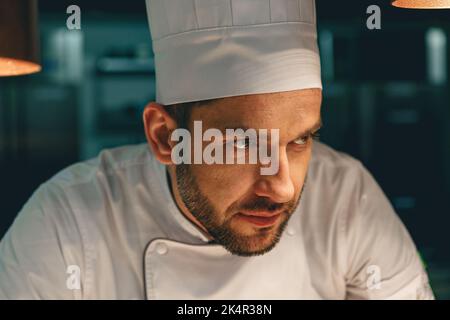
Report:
213,213,290,256
225,228,282,257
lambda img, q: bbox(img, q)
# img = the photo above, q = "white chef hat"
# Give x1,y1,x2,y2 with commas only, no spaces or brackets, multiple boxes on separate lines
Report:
145,0,322,105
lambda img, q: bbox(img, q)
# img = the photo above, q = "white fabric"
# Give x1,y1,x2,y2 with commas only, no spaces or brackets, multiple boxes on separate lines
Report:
145,0,322,105
0,142,434,299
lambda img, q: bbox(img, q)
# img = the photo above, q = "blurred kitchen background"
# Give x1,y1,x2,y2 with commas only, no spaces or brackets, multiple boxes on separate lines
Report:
0,0,449,298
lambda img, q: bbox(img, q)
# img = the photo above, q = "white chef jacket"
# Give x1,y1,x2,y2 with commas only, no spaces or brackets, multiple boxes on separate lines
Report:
0,142,434,299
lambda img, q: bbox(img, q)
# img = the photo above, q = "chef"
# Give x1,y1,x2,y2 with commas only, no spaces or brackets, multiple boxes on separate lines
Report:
0,0,434,299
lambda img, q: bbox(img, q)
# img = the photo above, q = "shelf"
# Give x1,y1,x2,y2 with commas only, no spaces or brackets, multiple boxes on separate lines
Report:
96,57,155,75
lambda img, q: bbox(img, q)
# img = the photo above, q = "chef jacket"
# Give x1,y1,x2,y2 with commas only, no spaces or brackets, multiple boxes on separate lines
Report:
0,141,435,299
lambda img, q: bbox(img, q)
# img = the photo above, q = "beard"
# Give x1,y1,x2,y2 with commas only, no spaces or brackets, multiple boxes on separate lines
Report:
175,164,305,257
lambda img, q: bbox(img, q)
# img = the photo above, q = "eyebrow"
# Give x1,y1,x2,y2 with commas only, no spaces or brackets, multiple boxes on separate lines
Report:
219,117,323,140
294,117,323,140
219,118,323,134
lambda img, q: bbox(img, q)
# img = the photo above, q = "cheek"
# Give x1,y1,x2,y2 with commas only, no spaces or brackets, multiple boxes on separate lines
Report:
190,164,256,211
288,147,312,191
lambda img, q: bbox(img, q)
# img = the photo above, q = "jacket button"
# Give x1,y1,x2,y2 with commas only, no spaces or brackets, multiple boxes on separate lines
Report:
156,243,168,255
287,228,296,236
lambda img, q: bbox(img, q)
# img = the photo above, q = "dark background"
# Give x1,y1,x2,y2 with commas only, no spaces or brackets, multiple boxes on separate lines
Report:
0,0,449,298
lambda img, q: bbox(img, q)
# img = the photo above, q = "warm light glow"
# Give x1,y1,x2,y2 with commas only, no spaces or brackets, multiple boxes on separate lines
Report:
0,57,41,76
392,0,450,9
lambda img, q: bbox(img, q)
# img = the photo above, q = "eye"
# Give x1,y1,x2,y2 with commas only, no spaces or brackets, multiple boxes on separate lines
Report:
292,131,320,146
292,135,310,146
234,137,249,150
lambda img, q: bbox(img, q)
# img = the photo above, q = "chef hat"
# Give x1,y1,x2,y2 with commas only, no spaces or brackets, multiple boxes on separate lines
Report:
145,0,322,105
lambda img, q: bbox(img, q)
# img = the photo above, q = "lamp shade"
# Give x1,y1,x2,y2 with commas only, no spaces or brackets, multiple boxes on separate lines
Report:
0,0,41,76
391,0,450,9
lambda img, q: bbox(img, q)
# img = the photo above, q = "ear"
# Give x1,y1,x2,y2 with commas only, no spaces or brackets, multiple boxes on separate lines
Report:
142,102,178,165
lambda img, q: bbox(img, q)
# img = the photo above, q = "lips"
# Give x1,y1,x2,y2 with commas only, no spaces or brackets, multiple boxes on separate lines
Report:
239,210,283,218
236,211,282,227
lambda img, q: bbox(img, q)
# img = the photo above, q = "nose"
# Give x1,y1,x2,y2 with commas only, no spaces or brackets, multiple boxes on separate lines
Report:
253,148,295,204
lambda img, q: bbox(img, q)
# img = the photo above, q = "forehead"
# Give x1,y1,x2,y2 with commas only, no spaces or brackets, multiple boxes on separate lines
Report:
190,89,322,130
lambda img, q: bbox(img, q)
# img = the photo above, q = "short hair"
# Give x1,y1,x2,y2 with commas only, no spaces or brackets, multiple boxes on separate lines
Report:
163,98,220,130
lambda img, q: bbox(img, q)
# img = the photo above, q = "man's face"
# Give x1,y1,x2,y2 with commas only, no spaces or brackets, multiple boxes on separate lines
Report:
170,89,322,256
